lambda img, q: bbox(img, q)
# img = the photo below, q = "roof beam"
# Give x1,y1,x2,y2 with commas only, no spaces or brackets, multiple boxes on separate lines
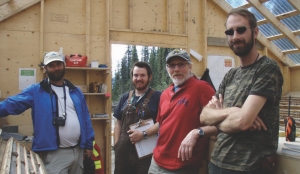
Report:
276,10,299,20
0,0,10,6
239,3,252,9
0,0,41,22
267,34,285,41
211,0,294,66
248,0,300,52
257,19,268,25
287,0,300,13
294,30,300,35
283,49,300,54
259,0,269,3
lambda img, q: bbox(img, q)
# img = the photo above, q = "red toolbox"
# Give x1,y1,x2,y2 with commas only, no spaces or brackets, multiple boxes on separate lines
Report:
65,54,87,67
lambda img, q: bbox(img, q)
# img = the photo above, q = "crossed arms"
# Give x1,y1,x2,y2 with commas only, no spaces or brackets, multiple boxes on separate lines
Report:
177,93,268,161
200,94,267,133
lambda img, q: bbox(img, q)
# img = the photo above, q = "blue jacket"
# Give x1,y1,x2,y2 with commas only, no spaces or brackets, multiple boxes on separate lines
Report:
0,78,94,152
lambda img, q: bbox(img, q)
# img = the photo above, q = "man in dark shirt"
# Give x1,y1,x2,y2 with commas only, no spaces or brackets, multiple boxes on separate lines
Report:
113,61,161,174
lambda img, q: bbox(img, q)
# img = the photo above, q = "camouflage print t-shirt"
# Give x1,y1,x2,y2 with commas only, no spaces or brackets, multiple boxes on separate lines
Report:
211,56,283,171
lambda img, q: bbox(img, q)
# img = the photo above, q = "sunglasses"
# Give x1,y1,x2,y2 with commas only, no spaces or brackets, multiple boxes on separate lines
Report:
225,26,250,35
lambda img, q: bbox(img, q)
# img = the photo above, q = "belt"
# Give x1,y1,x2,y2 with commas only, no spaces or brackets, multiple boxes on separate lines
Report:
59,144,79,149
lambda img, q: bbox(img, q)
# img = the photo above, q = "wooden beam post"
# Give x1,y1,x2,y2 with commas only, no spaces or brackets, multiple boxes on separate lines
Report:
0,0,10,6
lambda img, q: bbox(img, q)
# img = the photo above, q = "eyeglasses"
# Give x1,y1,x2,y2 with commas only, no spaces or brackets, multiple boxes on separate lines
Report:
224,26,250,35
166,63,189,69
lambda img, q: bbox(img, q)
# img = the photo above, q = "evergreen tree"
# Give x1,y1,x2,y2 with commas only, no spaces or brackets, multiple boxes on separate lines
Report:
112,66,121,102
112,45,176,102
149,47,158,88
120,54,130,93
130,46,139,66
141,46,149,63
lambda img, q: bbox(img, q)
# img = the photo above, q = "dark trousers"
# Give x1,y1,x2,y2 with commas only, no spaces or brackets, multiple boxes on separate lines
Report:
208,162,263,174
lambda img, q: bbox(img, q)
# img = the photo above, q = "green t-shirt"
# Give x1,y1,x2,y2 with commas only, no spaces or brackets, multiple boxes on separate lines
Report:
211,56,283,171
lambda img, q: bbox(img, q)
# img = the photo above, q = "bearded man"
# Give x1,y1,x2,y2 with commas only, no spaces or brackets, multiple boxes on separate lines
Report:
0,51,94,174
200,9,283,173
113,61,161,174
148,49,216,174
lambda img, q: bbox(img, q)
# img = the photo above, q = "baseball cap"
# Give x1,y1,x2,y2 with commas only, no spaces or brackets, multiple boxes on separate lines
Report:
44,51,64,65
166,49,191,63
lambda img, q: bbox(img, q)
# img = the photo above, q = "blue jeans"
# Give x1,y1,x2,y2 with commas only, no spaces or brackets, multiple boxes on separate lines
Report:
208,162,263,174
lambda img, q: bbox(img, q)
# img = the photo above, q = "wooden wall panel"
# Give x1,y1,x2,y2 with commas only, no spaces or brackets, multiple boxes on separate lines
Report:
90,0,107,62
290,69,300,91
268,51,289,95
0,1,300,173
130,0,167,32
90,0,105,36
110,0,129,29
110,30,188,48
0,3,40,31
43,33,86,57
0,9,39,136
168,0,185,34
44,0,86,35
0,30,40,98
206,1,227,38
188,0,205,76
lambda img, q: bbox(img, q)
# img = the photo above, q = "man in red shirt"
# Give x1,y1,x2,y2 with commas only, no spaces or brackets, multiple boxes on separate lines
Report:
148,49,218,174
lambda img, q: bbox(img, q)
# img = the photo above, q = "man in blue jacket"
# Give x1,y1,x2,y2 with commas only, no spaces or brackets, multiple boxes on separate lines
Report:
0,51,94,174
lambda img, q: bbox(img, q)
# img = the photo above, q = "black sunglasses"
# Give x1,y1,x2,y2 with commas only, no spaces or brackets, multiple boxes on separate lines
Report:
225,26,250,35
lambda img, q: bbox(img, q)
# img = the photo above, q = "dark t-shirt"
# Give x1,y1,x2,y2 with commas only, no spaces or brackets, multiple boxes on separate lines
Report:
113,88,161,121
211,56,284,171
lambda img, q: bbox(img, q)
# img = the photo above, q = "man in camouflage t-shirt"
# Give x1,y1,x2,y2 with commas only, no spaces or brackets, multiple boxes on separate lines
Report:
200,9,283,173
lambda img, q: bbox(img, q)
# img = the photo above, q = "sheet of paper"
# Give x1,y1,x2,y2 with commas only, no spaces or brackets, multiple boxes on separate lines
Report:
19,68,36,90
129,119,157,158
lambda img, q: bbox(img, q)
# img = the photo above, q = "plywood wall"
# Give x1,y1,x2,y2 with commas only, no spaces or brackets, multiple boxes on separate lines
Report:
290,69,300,91
0,0,298,173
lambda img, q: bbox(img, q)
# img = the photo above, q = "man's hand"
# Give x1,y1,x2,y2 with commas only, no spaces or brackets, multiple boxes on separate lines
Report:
84,149,93,159
207,94,223,109
248,116,267,131
127,129,143,144
177,129,199,161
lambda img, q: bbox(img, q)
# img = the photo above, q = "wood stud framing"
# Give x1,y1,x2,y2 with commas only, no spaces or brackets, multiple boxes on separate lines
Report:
212,0,296,66
248,0,300,54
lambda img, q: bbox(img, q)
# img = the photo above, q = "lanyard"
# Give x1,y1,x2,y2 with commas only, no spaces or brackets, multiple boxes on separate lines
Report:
130,88,148,107
49,80,67,118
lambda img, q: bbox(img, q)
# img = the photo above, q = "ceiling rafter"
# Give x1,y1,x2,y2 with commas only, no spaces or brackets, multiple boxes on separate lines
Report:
248,0,300,51
0,0,41,22
239,3,252,9
257,19,268,25
287,0,300,13
276,10,300,20
259,0,269,3
0,0,10,6
283,49,300,54
267,34,285,41
294,30,300,35
211,0,294,66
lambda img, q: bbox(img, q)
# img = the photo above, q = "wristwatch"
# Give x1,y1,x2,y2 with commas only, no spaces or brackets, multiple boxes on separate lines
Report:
198,128,204,138
143,131,148,139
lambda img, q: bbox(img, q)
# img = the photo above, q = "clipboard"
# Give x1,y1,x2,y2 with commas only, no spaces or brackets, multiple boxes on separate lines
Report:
129,118,157,159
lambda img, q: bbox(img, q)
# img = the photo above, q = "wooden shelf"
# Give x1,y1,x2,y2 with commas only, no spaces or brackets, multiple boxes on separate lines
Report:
65,67,110,71
91,117,110,120
63,65,111,174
